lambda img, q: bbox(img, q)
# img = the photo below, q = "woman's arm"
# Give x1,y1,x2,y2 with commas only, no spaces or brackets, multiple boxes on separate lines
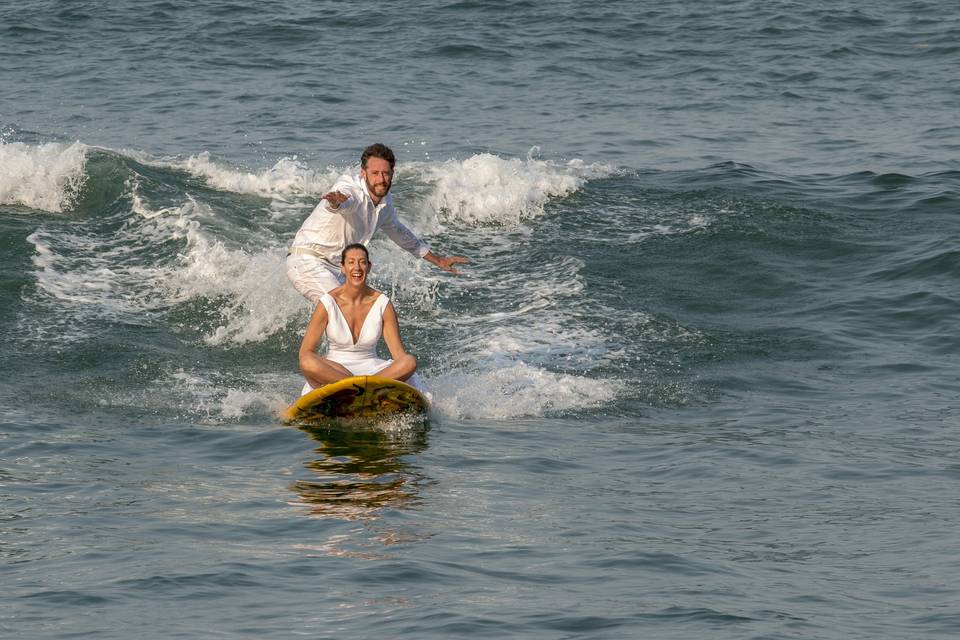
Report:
377,301,418,382
381,301,409,360
298,303,354,386
299,303,329,364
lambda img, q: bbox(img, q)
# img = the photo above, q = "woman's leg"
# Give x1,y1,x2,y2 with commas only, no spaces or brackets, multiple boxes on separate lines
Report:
300,353,353,388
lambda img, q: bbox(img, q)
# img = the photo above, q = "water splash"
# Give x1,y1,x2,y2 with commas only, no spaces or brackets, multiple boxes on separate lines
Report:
172,152,342,198
416,152,615,226
429,363,624,420
0,141,88,212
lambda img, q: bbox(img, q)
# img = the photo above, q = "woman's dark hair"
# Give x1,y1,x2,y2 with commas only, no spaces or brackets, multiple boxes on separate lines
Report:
360,143,396,170
341,243,370,263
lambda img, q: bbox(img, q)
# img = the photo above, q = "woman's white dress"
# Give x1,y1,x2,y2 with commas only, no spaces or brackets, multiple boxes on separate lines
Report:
300,292,428,396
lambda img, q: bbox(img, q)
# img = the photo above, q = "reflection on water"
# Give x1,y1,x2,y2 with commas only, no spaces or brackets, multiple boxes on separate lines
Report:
291,418,430,522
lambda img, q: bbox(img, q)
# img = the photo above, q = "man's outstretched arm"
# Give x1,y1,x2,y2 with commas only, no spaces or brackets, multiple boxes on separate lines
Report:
423,251,469,274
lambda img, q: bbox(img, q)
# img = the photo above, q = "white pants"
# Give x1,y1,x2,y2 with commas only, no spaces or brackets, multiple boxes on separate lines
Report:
286,254,344,305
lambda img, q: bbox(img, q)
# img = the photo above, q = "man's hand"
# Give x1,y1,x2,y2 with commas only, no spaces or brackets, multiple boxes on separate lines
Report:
321,190,350,210
425,251,469,275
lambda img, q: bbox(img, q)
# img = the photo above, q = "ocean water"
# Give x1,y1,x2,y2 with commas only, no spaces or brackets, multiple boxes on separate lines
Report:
2,1,959,638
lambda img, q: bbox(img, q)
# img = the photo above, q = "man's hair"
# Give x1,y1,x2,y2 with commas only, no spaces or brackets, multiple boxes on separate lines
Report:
360,143,396,170
341,242,370,263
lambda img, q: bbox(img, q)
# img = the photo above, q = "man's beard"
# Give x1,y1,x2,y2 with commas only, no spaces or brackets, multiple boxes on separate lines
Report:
365,178,391,199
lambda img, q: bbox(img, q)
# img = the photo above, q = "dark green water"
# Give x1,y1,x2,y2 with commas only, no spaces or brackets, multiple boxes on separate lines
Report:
2,1,959,638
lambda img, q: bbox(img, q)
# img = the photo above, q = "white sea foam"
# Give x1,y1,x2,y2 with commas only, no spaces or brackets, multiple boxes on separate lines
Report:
173,152,341,198
28,177,307,346
361,237,443,309
218,386,292,421
168,230,305,345
0,141,88,212
27,179,189,320
131,185,307,345
29,229,164,311
182,370,296,420
409,243,623,419
97,368,297,423
461,319,610,369
429,362,623,420
625,213,712,243
416,151,615,226
424,306,621,419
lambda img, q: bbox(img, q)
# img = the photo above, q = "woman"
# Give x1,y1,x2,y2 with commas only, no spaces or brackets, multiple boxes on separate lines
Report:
298,243,424,395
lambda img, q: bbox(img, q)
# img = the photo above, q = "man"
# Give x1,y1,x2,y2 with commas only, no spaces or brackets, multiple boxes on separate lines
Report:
286,143,468,304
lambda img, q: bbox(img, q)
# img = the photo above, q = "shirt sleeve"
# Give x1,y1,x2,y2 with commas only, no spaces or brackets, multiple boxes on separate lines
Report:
320,178,363,216
379,204,430,257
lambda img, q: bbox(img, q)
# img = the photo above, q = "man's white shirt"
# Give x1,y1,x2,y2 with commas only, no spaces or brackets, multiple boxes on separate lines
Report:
290,172,429,264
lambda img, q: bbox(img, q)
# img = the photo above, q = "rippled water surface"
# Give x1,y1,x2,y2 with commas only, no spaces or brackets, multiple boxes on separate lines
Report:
2,1,959,638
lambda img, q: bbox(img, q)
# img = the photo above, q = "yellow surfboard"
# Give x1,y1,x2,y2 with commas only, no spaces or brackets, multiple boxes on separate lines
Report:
282,375,429,424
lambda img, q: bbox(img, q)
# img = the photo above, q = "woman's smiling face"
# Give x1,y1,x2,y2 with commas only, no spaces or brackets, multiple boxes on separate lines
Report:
341,247,371,285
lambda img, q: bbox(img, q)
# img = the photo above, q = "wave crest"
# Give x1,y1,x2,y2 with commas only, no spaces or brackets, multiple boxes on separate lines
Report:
176,152,341,198
418,151,615,225
0,141,88,212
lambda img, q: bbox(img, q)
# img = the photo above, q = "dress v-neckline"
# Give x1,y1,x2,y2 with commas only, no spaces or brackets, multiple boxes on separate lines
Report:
329,293,381,346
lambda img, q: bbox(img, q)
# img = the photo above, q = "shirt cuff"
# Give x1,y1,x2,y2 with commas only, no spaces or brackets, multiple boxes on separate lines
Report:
322,195,353,214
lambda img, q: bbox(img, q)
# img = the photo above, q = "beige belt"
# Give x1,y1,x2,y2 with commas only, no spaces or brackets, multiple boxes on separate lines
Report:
287,246,327,259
